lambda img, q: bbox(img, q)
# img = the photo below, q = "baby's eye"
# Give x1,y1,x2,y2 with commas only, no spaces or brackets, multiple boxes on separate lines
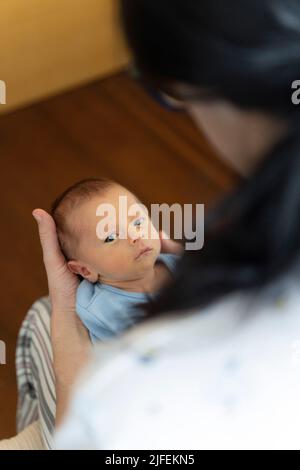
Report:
105,232,118,243
133,217,145,227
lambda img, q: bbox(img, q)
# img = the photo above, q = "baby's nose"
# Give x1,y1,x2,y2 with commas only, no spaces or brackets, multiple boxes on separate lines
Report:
128,229,144,245
129,234,140,245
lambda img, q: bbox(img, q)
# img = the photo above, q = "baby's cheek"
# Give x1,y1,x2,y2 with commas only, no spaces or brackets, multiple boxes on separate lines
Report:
147,221,158,238
150,236,161,254
103,251,132,276
94,252,119,275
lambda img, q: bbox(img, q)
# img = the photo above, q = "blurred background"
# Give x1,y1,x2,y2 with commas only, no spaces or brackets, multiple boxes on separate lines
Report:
0,0,236,438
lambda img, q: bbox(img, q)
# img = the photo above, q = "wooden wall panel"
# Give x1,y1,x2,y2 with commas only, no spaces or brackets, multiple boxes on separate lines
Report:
0,0,130,114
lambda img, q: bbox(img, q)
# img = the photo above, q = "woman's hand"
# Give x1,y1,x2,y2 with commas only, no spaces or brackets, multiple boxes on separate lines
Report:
159,230,184,255
32,209,92,425
32,209,79,314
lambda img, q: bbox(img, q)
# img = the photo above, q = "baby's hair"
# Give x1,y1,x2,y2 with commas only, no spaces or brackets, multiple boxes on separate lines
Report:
51,178,116,261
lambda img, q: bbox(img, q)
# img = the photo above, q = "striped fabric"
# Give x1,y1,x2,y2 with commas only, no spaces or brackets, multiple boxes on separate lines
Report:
16,297,55,450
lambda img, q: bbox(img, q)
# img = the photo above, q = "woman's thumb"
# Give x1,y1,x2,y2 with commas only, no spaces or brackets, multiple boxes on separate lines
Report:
32,209,64,267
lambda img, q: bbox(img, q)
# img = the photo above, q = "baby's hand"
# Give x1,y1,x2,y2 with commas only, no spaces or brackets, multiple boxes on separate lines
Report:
159,230,184,255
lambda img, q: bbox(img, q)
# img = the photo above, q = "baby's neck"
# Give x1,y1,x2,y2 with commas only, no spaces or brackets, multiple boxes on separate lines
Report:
100,262,171,294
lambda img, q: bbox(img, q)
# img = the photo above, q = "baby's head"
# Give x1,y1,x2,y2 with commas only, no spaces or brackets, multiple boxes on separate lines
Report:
51,179,161,283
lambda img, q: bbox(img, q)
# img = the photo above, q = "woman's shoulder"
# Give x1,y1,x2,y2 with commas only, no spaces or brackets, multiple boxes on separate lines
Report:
56,273,300,449
73,271,300,390
94,270,300,356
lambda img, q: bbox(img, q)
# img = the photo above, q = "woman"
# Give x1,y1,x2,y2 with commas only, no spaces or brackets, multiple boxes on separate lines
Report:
4,0,300,449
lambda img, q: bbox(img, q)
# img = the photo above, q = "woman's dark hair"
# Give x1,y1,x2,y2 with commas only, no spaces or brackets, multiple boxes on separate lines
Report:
121,0,300,314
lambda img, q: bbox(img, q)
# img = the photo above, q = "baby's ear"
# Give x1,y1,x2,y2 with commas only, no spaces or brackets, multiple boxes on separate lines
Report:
67,261,98,282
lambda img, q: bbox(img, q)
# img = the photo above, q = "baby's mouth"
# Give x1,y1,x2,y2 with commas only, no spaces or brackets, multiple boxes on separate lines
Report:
135,247,153,260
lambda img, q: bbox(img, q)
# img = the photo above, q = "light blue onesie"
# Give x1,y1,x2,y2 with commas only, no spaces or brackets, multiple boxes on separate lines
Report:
76,254,179,343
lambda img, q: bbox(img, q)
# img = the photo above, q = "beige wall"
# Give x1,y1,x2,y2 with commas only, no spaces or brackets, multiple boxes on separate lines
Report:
0,0,130,114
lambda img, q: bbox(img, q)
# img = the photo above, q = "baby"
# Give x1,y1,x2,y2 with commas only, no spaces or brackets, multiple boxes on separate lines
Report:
51,178,179,343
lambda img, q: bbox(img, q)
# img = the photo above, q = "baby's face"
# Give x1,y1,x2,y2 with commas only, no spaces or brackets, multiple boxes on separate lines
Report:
70,185,161,283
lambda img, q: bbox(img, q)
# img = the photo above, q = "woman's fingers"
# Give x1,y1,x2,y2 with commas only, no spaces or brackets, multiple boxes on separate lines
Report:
33,207,79,313
159,230,184,255
32,209,65,270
